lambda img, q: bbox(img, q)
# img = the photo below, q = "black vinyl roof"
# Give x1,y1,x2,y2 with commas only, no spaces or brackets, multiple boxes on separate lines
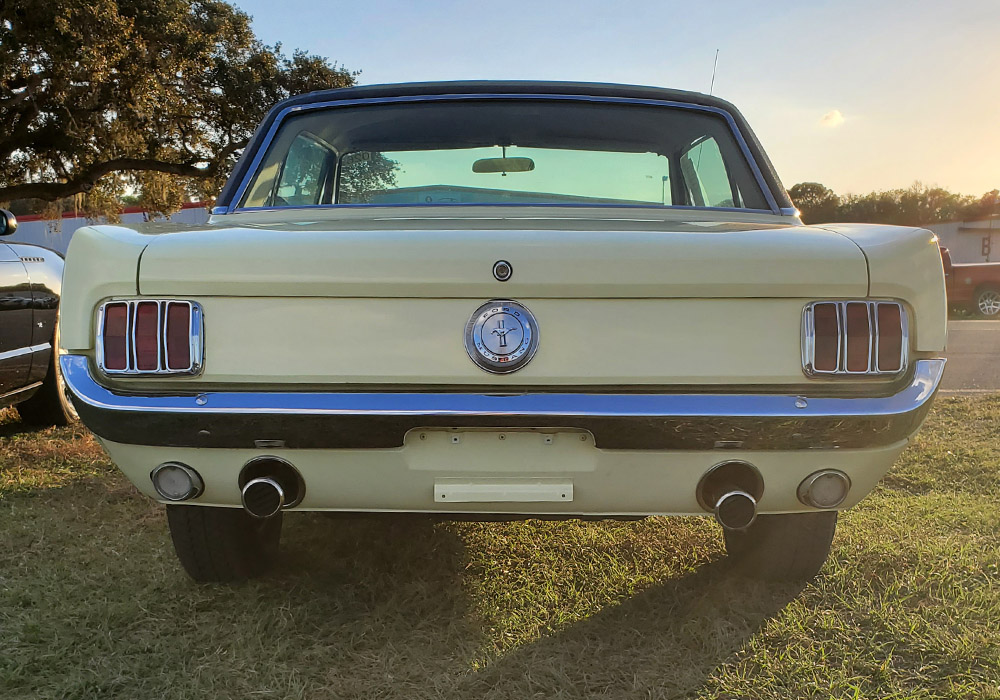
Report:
216,81,792,210
274,80,739,112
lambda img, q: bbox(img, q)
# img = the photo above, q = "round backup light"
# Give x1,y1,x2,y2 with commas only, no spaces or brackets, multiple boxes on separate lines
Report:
150,462,204,501
797,469,851,509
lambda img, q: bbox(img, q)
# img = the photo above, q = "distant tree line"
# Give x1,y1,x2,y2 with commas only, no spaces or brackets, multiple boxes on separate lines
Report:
788,182,1000,226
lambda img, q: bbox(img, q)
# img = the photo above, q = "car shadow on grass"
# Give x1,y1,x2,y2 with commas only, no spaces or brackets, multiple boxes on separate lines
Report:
1,473,805,699
456,562,804,698
260,513,803,698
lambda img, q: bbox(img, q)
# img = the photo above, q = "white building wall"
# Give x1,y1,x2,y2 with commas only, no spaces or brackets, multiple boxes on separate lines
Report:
926,219,1000,264
8,205,210,255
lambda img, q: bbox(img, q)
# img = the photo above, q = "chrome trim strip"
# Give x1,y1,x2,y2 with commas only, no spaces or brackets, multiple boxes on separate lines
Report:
62,354,945,420
226,93,784,215
227,202,781,216
0,343,51,362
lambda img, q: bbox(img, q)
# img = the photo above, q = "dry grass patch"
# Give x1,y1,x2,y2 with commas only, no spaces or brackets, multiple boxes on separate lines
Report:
1,397,998,699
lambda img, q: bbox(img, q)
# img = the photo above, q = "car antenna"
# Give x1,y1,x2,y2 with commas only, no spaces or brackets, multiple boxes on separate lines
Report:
709,49,720,95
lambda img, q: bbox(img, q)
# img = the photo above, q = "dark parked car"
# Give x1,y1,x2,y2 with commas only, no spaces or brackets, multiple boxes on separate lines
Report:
0,209,77,425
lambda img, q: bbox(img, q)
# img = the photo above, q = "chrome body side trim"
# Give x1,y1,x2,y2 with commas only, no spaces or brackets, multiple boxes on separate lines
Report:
62,355,945,451
0,342,51,362
225,93,785,216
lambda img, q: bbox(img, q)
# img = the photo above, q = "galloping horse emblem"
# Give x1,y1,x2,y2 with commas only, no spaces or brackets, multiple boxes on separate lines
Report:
491,319,516,348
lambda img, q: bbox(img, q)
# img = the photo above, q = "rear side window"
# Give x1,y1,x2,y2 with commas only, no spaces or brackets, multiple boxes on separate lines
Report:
680,137,743,208
262,134,333,207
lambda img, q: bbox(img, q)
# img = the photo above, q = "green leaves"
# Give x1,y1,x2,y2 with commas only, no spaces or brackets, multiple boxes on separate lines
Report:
790,181,999,227
0,0,355,217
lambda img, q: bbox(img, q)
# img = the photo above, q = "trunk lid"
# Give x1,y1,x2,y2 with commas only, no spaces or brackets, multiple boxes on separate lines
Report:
131,213,870,387
138,215,868,298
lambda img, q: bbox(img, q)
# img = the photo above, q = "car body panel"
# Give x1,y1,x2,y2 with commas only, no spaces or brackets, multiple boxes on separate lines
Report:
819,223,948,350
136,216,869,300
59,225,147,352
7,243,64,383
59,83,948,519
99,435,906,514
0,240,64,406
0,249,33,393
93,296,874,387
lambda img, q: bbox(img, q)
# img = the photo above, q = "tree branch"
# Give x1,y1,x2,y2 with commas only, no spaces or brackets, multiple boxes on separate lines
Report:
0,144,247,201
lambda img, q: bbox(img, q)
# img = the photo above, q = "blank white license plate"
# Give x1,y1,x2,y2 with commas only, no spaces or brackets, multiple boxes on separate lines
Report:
434,478,574,503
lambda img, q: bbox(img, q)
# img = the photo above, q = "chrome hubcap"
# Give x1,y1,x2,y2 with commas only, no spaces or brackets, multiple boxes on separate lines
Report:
978,291,1000,316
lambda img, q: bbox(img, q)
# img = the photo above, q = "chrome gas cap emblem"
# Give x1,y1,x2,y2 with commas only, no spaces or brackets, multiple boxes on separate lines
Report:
465,300,539,373
492,260,512,281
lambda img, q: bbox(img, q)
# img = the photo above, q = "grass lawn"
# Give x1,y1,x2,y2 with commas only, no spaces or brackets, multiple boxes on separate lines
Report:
1,398,998,699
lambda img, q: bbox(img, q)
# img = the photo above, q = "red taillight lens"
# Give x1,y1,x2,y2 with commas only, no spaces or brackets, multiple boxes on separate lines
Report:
812,302,840,372
876,304,903,372
134,301,160,371
805,301,905,376
165,302,191,370
99,300,201,375
102,303,129,370
844,302,872,372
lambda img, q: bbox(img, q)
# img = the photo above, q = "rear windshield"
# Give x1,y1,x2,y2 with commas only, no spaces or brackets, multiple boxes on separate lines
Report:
238,99,771,211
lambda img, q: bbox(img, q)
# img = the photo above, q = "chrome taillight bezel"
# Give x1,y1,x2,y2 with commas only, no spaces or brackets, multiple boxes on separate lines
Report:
96,299,204,376
802,300,908,377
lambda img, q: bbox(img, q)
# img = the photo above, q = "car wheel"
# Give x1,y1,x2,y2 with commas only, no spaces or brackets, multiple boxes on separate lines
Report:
166,505,282,583
16,323,79,426
723,511,837,581
974,287,1000,318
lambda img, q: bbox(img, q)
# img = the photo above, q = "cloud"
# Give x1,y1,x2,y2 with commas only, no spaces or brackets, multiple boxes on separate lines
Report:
820,109,845,128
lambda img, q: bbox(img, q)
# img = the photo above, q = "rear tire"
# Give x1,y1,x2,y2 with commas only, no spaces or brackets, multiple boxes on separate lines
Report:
166,505,282,583
17,325,78,426
723,511,837,581
974,287,1000,318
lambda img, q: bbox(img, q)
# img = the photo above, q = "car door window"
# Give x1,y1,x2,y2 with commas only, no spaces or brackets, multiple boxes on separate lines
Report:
272,134,333,207
679,136,741,208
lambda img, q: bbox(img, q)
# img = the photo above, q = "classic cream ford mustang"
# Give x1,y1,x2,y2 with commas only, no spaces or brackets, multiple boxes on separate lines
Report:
60,81,947,582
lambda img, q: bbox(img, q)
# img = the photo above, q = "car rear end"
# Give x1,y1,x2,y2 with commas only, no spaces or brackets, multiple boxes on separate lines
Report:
59,83,948,581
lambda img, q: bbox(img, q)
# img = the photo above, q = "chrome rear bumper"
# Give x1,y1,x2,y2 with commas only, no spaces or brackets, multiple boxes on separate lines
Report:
62,355,945,450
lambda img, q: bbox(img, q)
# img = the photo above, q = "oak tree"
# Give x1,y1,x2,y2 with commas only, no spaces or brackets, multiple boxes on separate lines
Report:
0,0,356,216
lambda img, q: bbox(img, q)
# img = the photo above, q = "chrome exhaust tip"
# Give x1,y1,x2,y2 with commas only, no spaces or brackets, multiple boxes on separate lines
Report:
241,477,285,519
713,490,758,530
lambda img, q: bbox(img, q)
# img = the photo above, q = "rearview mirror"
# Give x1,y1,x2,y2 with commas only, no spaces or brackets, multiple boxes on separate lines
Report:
0,209,17,237
472,157,535,174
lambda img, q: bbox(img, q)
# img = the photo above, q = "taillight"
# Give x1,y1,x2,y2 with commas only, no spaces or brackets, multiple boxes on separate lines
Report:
875,304,904,372
101,303,129,371
844,302,871,372
97,300,203,375
803,301,907,376
165,302,192,370
134,302,160,371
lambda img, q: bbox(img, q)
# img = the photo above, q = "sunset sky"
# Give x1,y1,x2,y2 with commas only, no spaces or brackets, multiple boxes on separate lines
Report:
236,0,999,196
